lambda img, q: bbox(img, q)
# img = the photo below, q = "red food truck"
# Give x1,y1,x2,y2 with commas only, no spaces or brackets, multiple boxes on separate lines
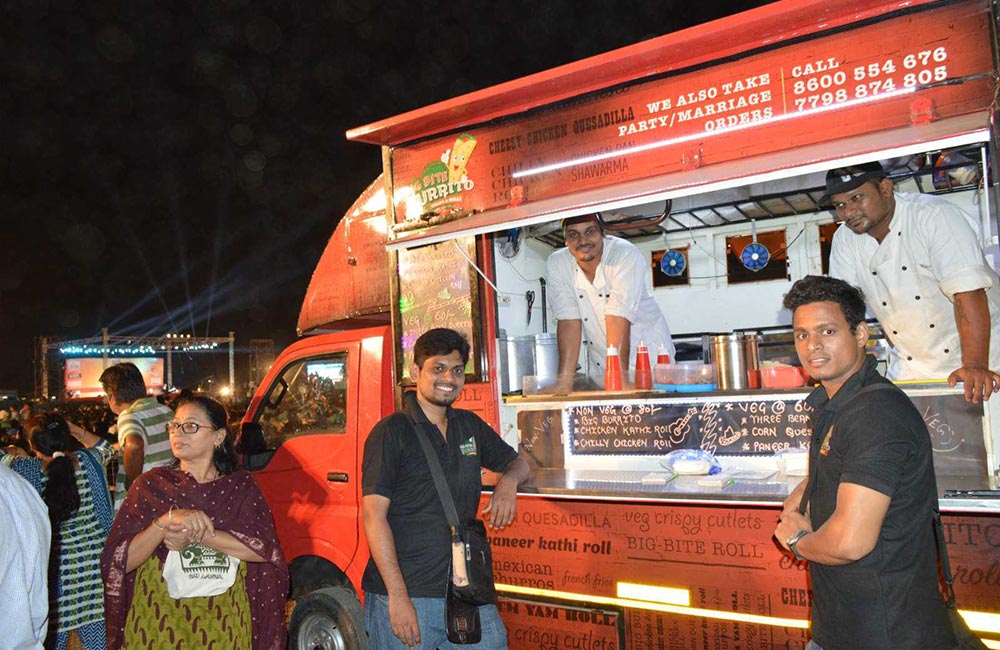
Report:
238,1,1000,648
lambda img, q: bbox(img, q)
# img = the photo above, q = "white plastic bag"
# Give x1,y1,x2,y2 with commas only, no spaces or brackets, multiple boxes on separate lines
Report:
162,544,239,599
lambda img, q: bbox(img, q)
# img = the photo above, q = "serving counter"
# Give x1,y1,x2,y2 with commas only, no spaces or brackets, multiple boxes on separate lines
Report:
483,384,999,650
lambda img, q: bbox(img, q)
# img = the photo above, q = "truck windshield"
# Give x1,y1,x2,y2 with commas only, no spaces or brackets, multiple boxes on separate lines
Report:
257,353,349,449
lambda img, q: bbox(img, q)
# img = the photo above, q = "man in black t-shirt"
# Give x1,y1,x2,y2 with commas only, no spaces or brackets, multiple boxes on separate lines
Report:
773,276,956,650
362,328,531,649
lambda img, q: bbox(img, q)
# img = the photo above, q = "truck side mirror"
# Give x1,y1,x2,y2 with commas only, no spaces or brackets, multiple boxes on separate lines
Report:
236,421,267,455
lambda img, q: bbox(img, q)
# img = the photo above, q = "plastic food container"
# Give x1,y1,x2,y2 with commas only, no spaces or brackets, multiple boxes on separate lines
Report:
761,365,807,388
522,375,556,395
776,448,809,476
654,362,716,392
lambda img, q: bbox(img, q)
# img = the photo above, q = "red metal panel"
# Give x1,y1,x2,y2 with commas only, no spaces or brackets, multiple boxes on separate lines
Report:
489,497,999,649
347,0,950,146
385,2,992,227
387,112,990,249
297,175,391,334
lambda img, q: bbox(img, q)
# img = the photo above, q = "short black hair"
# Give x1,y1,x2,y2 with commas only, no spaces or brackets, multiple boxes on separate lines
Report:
99,362,147,403
783,275,867,331
413,328,470,368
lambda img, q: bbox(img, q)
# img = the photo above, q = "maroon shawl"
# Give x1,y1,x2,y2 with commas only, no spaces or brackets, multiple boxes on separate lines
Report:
101,468,289,650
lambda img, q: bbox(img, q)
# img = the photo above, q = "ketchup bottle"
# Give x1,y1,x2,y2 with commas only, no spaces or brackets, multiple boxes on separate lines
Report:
634,342,653,390
657,346,671,365
604,345,623,391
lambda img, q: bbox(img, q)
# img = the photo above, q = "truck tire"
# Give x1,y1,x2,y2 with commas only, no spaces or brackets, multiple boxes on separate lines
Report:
289,585,369,650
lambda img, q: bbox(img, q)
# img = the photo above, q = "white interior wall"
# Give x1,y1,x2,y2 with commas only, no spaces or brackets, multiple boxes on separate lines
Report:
492,185,987,342
492,237,552,337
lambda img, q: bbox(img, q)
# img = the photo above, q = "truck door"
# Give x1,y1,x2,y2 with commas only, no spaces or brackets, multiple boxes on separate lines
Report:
244,344,361,570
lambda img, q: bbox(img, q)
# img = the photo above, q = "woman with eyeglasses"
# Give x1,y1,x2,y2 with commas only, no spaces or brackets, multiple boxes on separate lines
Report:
1,413,115,650
101,394,289,650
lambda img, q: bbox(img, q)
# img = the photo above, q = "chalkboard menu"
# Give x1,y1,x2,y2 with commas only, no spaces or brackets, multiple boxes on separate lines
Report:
395,236,481,381
563,392,988,478
911,392,987,479
517,409,564,468
568,399,813,456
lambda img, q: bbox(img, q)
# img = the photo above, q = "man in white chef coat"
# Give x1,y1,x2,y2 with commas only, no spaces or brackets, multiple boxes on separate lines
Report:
546,214,674,390
826,161,1000,402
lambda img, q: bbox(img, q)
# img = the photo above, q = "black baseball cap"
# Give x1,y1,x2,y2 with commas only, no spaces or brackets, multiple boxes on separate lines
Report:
819,161,887,205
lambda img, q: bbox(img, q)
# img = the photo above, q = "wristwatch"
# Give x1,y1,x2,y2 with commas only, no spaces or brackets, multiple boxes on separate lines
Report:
786,529,809,561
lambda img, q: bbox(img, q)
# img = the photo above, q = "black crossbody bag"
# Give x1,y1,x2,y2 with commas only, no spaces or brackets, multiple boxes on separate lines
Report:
406,412,497,644
798,383,985,649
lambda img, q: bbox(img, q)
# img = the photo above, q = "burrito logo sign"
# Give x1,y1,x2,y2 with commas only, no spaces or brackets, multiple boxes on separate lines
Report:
409,133,477,215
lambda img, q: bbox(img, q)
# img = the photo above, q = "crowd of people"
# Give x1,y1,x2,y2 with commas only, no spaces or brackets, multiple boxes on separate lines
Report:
0,362,289,650
2,155,998,650
0,329,532,650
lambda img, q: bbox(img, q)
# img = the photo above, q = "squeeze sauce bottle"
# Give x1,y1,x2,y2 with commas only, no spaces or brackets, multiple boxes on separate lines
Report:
634,341,653,390
605,344,623,391
657,346,671,365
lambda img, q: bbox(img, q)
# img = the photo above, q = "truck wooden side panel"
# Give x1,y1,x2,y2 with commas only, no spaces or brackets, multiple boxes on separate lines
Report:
488,496,998,650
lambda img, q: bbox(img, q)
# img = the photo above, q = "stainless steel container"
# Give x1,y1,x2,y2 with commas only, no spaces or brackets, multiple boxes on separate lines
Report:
703,333,760,390
497,332,536,393
532,333,559,381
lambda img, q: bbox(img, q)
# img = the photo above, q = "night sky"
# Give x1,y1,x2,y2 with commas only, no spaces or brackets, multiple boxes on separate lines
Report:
2,0,770,396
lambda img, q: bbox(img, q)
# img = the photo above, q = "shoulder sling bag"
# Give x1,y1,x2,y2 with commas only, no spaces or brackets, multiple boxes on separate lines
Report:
404,411,495,644
405,411,497,605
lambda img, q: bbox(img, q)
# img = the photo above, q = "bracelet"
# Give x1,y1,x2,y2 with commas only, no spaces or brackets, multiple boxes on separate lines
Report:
152,505,175,532
786,529,809,561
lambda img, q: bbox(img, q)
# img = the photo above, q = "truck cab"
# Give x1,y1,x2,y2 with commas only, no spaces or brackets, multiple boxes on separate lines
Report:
240,328,393,649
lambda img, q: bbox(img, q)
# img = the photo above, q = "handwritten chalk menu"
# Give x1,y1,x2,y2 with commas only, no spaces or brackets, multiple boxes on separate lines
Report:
911,393,987,479
395,236,480,380
568,399,812,456
517,409,564,468
565,392,989,475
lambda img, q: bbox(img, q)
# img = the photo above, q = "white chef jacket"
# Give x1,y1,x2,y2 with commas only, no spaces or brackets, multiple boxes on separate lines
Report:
546,235,675,386
829,192,1000,380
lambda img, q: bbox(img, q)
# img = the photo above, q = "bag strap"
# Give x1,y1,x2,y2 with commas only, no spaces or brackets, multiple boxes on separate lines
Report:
403,409,463,541
933,509,959,608
798,382,897,514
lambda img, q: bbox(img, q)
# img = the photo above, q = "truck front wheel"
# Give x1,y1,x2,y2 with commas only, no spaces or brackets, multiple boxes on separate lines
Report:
289,585,369,650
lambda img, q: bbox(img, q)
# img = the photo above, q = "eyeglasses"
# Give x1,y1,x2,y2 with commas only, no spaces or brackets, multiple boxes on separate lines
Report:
166,421,214,435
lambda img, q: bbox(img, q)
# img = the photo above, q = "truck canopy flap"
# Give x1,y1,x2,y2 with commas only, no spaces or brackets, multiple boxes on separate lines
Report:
346,0,943,147
385,112,991,250
297,175,391,334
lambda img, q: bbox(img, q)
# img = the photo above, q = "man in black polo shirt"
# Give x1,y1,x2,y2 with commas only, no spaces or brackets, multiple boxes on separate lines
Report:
773,276,955,650
362,328,531,649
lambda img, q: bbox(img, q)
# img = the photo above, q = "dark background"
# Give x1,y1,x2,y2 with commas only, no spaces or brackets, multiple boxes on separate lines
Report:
1,0,770,396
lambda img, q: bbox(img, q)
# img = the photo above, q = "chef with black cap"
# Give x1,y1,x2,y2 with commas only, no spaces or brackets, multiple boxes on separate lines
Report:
545,213,675,391
825,160,1000,402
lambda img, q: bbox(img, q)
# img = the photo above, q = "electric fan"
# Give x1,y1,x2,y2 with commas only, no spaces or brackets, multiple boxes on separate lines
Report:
740,220,770,272
660,249,687,276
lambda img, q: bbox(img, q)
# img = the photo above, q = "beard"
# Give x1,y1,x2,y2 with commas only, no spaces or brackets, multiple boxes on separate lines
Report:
425,395,457,407
421,383,460,407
